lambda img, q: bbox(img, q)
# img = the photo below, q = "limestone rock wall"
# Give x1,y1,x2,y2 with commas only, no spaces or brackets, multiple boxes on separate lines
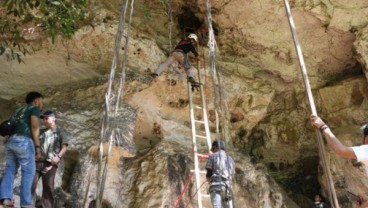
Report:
1,0,368,207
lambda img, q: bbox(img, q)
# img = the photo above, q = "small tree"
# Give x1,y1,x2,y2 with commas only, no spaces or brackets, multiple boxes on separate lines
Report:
0,0,87,63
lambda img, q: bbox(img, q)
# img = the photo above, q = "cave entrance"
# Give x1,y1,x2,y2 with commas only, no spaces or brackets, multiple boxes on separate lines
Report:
176,5,219,45
177,6,202,35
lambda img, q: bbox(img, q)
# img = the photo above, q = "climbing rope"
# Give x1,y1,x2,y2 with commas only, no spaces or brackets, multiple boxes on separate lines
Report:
94,0,135,208
165,0,175,102
205,0,232,144
205,1,236,208
184,181,208,208
282,0,340,207
167,0,173,53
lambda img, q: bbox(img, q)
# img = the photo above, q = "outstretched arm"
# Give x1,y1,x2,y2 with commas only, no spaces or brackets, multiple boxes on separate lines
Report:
310,115,356,160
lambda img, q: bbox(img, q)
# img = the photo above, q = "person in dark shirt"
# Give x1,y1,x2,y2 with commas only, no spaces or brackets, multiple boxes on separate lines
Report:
0,91,44,208
151,33,203,85
311,194,330,208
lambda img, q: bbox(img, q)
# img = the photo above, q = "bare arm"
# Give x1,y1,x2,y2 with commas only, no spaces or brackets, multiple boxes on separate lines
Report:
310,115,357,159
206,168,212,182
321,127,356,159
58,144,68,158
31,115,41,160
51,144,68,165
30,115,40,146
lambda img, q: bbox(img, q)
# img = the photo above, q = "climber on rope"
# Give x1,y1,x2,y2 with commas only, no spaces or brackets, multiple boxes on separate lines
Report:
206,140,235,208
150,33,203,88
310,115,368,207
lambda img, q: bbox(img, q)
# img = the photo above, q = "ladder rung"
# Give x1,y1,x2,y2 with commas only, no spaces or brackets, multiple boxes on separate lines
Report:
190,170,206,174
194,120,205,124
195,134,207,139
193,105,202,109
197,153,209,158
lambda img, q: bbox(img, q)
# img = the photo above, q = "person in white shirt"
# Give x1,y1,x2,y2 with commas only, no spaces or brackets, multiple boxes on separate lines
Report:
310,115,368,207
206,140,235,208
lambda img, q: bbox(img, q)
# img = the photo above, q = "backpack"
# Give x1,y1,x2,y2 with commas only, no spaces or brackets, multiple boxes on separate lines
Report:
0,106,29,137
0,119,15,137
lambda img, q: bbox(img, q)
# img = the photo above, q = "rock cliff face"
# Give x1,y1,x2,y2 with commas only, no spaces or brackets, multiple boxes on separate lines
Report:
1,0,368,207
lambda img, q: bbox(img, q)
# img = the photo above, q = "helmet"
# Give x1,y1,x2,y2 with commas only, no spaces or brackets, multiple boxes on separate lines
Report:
211,140,225,150
188,33,198,42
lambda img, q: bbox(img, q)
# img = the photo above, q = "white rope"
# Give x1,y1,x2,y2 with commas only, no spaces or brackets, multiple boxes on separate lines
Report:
206,1,235,208
206,0,219,135
95,0,135,207
206,0,232,143
282,0,339,207
115,0,135,114
168,0,173,53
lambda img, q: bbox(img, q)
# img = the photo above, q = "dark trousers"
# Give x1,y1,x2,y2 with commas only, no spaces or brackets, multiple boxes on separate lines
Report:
31,161,57,208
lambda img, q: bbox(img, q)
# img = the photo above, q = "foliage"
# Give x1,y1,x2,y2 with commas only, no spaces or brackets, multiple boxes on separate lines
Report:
140,5,151,19
0,0,88,63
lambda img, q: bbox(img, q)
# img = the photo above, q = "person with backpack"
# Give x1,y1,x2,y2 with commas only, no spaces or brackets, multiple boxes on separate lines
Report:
0,91,44,208
150,33,203,86
31,110,69,208
206,140,235,208
310,115,368,207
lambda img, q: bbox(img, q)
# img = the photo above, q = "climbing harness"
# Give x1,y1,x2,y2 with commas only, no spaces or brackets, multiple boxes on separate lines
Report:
93,0,135,208
283,0,340,207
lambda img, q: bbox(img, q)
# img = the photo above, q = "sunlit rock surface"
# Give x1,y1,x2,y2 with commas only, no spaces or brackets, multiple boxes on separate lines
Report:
1,0,368,207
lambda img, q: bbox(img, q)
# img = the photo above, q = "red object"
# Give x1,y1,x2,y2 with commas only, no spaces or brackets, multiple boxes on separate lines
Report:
198,153,209,162
174,172,195,208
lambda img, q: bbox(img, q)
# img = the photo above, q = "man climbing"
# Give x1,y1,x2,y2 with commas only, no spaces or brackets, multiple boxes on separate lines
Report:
0,92,44,208
31,110,69,208
206,140,235,208
310,115,368,207
151,33,203,87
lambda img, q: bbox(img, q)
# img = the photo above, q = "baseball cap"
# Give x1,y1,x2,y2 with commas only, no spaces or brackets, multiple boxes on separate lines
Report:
40,110,56,119
211,140,225,150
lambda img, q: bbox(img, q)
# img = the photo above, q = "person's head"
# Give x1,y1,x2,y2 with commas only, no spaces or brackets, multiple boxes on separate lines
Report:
188,33,198,43
40,110,56,129
25,91,44,110
361,124,368,144
314,194,322,202
211,140,225,152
